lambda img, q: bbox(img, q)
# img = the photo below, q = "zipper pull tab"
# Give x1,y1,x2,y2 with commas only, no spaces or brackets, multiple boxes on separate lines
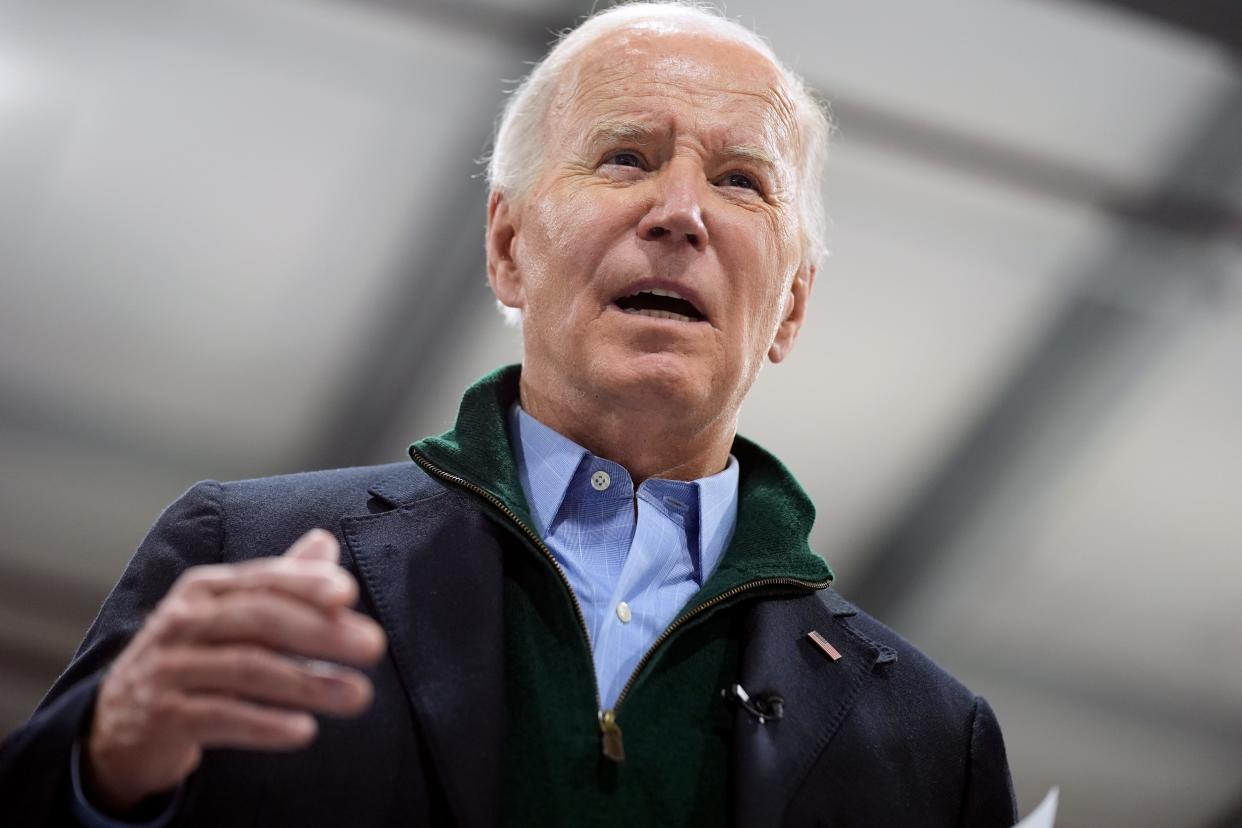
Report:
599,709,625,762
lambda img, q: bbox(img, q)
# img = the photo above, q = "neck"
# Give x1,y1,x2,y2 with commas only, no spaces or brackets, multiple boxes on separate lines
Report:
519,374,736,484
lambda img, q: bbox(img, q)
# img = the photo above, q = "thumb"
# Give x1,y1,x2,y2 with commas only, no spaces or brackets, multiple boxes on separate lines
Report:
284,528,340,564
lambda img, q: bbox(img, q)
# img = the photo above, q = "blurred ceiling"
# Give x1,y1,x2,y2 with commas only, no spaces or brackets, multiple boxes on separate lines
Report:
0,0,1239,825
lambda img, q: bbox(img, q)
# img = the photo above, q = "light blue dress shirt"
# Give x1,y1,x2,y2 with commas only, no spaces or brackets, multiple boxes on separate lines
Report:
510,404,739,709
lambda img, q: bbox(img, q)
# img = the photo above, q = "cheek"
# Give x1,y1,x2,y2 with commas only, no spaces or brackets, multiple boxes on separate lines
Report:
527,186,621,269
517,197,581,299
517,189,620,318
720,216,789,313
716,214,798,356
528,192,579,263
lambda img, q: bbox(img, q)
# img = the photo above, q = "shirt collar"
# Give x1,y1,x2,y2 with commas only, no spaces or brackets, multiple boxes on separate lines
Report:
509,403,740,581
509,403,589,537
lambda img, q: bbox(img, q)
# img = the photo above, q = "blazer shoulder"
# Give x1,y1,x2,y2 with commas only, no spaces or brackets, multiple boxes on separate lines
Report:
213,461,438,560
817,589,979,715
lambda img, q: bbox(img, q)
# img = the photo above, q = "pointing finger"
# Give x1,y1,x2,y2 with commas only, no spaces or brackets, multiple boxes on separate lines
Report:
157,645,374,717
158,591,386,666
173,693,319,751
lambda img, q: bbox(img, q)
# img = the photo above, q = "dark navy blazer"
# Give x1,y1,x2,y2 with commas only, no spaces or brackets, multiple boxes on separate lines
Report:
0,461,1017,827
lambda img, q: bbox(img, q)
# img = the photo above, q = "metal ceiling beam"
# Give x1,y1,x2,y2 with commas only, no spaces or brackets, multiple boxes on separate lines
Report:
1072,0,1242,56
1206,790,1242,828
826,93,1242,241
843,81,1242,622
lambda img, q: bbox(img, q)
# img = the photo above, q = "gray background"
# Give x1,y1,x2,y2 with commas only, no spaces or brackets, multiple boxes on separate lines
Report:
0,1,1239,825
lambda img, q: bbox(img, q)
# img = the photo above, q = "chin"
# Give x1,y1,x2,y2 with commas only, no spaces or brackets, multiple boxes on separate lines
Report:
589,351,716,412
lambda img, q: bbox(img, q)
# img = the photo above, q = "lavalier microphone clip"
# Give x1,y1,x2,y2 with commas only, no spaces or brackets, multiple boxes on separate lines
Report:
723,683,784,724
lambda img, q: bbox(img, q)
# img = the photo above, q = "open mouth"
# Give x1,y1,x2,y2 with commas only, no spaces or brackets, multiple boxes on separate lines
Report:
614,288,706,323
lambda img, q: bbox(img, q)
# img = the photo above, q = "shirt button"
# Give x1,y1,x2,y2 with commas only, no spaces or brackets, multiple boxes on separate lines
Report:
591,470,611,491
616,601,632,623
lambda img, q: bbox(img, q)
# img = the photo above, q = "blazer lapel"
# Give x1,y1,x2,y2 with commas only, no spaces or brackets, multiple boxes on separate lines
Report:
732,589,897,828
340,467,504,828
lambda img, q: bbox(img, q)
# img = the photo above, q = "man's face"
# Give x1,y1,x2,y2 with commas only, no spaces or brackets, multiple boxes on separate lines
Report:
489,29,813,422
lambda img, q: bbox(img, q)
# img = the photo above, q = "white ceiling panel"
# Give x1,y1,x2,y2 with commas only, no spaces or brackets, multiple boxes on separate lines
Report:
0,0,523,472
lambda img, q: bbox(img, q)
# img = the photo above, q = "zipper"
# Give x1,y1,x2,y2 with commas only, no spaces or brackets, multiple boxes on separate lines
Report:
410,448,830,762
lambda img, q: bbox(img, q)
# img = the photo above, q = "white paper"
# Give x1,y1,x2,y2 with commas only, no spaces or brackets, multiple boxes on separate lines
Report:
1013,787,1059,828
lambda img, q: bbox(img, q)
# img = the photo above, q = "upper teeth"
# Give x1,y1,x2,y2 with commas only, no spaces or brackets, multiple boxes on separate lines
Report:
635,288,685,300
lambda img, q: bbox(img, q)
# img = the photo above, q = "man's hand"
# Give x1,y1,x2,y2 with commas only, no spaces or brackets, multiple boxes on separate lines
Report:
83,529,386,815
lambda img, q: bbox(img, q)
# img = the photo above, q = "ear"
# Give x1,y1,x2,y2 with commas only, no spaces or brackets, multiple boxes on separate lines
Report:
486,190,524,310
767,262,815,364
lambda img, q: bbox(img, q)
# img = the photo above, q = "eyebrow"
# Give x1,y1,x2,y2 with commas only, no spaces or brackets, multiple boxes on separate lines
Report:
585,120,662,147
720,143,779,172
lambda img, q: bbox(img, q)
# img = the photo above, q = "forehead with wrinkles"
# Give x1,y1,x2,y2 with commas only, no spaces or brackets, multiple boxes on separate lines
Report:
547,30,801,169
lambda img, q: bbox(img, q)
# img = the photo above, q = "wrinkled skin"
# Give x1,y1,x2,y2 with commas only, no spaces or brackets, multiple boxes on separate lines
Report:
488,28,815,482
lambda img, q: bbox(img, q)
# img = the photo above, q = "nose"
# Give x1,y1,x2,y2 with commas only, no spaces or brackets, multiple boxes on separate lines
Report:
636,161,709,252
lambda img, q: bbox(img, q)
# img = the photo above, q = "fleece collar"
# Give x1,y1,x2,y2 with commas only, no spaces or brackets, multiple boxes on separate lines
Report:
409,365,832,599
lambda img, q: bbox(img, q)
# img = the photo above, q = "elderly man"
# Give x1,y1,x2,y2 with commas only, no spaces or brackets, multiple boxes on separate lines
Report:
0,3,1017,826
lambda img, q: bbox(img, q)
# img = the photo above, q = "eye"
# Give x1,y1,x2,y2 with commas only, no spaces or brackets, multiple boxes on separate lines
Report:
722,171,760,191
605,151,644,169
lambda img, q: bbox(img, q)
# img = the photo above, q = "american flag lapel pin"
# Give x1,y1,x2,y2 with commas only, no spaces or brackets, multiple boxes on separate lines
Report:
806,630,843,662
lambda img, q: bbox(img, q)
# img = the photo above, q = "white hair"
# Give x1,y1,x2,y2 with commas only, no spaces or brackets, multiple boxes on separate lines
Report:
486,1,833,324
